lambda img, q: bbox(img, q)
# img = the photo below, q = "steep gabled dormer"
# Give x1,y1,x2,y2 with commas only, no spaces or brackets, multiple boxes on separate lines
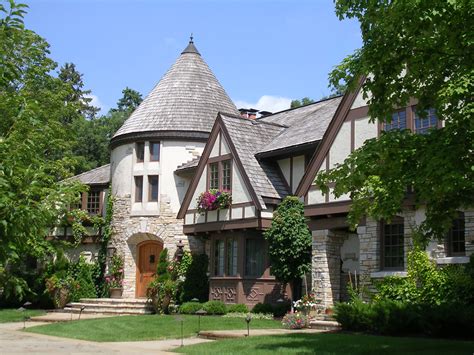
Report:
178,113,288,234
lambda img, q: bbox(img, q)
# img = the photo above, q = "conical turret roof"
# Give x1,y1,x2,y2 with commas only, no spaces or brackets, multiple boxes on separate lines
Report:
112,39,238,146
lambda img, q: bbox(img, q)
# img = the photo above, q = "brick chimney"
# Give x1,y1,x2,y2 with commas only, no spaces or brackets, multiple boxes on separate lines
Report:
247,108,258,120
238,108,248,119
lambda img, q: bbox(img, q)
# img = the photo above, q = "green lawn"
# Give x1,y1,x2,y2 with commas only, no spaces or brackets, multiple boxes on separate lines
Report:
0,309,46,323
176,333,474,354
26,314,280,342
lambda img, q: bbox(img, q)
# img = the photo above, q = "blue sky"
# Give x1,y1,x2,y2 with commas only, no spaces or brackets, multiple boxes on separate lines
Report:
26,0,361,114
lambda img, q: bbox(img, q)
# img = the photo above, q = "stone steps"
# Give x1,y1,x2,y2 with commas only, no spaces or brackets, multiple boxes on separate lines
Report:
309,319,341,331
62,298,154,315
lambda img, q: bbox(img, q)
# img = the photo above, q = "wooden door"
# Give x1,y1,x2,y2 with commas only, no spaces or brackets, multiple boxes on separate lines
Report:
136,241,162,298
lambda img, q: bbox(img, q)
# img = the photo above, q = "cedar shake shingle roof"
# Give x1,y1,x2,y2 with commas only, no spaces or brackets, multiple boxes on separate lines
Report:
175,156,201,173
220,114,289,207
257,96,343,155
68,164,110,185
112,40,238,143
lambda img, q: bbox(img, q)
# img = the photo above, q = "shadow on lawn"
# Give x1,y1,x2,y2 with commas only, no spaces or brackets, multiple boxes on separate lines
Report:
250,333,474,355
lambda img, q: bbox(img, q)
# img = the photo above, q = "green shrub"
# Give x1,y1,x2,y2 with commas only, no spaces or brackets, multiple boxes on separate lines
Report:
203,300,227,315
179,301,203,314
252,302,274,314
226,303,248,313
273,302,291,317
181,254,209,302
67,256,97,302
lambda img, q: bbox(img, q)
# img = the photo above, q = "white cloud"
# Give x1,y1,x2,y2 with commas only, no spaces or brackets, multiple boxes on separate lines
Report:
234,95,292,114
84,94,108,114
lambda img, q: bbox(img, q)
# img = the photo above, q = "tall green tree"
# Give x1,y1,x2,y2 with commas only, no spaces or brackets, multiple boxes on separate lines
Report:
317,0,474,241
0,1,83,301
264,196,312,302
115,86,142,113
58,62,99,120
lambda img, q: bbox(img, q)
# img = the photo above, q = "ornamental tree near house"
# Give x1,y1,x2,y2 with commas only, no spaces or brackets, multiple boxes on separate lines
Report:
264,196,312,303
317,0,474,242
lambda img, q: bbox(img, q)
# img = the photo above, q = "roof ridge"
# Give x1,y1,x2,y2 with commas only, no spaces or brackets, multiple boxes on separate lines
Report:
257,94,343,119
220,112,288,129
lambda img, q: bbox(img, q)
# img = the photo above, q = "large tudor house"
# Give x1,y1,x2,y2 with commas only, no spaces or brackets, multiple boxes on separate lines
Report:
63,39,474,309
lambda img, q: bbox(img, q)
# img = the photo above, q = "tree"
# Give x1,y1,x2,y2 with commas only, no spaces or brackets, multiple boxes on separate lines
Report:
290,97,315,108
317,0,473,241
264,196,312,302
0,1,83,302
116,87,142,113
58,62,99,120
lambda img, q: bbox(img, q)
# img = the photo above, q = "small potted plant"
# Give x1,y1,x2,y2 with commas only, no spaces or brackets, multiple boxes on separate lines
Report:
106,254,124,298
46,272,77,309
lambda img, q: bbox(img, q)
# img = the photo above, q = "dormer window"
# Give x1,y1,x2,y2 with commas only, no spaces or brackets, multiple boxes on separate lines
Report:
136,142,145,162
208,159,232,191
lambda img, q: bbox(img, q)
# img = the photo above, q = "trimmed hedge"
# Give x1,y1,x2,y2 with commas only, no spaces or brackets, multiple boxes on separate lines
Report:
227,303,248,313
203,300,227,315
179,302,203,314
252,303,274,315
251,302,291,317
334,299,474,339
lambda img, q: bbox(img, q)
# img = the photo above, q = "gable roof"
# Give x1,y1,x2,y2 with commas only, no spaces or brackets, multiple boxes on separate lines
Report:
220,114,289,206
112,39,238,145
257,96,343,156
177,113,289,218
175,156,201,173
68,164,110,185
295,77,366,197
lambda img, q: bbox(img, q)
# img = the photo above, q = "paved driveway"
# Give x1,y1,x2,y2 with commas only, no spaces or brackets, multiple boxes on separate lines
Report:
0,322,211,354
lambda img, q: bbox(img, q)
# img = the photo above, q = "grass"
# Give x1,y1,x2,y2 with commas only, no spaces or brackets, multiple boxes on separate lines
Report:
176,332,474,354
26,314,280,342
0,308,46,323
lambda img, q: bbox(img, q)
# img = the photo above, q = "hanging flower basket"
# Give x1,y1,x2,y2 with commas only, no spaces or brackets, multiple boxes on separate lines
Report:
197,189,231,213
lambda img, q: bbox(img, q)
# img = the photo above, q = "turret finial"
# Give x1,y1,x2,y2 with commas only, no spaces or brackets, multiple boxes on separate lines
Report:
190,33,193,43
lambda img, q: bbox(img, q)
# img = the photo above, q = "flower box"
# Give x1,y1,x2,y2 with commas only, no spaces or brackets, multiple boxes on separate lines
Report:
196,189,231,213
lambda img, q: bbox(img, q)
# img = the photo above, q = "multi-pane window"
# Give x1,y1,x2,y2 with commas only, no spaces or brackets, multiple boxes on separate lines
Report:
136,142,145,162
245,238,265,277
381,219,404,270
209,163,219,189
383,110,407,131
446,213,465,257
208,160,232,191
222,160,231,191
214,240,225,276
86,190,101,215
226,239,238,276
135,176,143,202
149,175,159,202
150,142,160,161
414,108,438,134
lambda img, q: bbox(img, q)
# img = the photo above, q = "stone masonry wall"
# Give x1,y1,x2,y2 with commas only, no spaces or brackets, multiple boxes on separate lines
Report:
109,193,204,298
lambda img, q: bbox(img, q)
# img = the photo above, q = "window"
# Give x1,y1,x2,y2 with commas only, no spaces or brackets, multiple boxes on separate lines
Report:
414,108,438,134
134,176,143,202
208,159,232,191
209,163,219,189
383,110,407,131
226,239,238,276
446,213,465,257
245,238,265,277
136,142,145,162
381,218,404,270
148,175,159,202
222,160,231,191
150,142,160,161
214,240,225,276
86,190,101,215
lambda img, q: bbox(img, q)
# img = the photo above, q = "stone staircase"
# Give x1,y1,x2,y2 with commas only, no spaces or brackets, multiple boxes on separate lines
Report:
62,298,154,315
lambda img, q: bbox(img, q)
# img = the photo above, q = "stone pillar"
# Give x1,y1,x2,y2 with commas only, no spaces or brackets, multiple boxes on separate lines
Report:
357,218,379,292
311,229,344,312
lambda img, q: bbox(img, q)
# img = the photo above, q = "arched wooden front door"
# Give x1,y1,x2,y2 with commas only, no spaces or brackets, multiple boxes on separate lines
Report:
136,241,163,298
